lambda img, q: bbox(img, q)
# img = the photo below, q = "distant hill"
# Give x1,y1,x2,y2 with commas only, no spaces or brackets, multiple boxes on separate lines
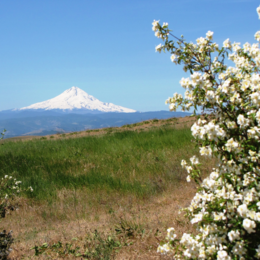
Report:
0,111,191,138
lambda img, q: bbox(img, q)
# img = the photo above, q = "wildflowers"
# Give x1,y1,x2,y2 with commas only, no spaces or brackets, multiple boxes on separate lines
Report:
0,174,33,218
154,5,260,260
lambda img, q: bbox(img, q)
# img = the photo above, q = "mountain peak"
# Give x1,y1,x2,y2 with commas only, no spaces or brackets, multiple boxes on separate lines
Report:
20,87,136,113
66,86,80,94
63,86,90,98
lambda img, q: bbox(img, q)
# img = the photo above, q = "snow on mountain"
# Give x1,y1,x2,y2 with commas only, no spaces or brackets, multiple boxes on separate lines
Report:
20,86,136,113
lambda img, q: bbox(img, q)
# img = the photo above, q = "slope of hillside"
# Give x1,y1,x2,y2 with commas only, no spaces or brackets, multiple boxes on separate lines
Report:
0,111,191,138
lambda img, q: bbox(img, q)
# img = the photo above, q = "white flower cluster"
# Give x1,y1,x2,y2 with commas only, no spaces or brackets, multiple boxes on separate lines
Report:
1,175,22,194
0,174,33,210
152,19,170,52
154,5,260,260
157,228,177,254
191,119,226,142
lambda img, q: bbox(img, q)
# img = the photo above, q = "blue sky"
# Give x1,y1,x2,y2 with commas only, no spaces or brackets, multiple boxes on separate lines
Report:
0,0,259,112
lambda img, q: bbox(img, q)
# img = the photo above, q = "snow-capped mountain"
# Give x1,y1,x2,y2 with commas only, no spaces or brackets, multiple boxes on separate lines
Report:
0,86,193,138
20,86,136,113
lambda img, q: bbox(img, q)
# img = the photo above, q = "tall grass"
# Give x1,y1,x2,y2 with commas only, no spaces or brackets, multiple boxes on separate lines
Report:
0,126,195,202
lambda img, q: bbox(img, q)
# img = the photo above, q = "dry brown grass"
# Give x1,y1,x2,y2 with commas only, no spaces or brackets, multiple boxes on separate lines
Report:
5,181,198,259
5,163,216,259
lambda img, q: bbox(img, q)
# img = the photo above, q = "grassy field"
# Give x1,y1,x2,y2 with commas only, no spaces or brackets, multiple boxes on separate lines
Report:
0,117,216,259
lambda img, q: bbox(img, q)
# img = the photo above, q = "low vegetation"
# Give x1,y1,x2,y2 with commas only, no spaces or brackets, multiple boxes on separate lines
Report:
0,117,216,259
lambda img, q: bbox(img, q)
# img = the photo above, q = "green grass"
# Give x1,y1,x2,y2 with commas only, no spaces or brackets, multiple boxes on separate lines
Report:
0,126,195,202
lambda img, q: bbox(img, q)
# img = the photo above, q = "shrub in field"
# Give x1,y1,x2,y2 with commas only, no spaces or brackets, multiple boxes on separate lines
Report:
0,230,13,260
154,6,260,260
0,175,33,259
0,175,33,218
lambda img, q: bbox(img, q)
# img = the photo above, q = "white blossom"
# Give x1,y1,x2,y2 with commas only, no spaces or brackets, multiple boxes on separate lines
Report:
155,43,163,53
206,30,214,40
242,219,256,233
228,230,240,242
223,38,231,48
257,6,260,19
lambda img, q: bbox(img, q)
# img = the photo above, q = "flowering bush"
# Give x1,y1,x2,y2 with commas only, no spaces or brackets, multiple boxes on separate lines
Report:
0,175,33,259
0,175,33,218
154,6,260,260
